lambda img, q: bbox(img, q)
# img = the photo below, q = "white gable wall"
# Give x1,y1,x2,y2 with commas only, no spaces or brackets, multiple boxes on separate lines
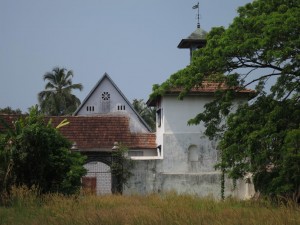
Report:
76,76,149,133
76,78,126,115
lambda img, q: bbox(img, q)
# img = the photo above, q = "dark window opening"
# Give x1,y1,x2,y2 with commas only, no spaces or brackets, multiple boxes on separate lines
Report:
156,108,162,127
117,105,126,111
157,145,162,156
87,106,95,112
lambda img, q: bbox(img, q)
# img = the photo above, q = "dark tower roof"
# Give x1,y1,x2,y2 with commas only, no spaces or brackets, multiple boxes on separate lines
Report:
177,25,207,63
177,27,207,49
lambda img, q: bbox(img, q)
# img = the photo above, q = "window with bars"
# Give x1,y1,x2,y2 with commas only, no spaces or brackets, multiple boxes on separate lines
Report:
86,106,95,112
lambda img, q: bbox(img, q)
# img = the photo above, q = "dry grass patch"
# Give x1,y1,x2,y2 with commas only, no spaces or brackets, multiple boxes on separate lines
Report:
0,189,299,225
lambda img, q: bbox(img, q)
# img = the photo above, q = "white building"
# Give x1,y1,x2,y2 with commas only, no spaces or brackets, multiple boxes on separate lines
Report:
125,25,256,199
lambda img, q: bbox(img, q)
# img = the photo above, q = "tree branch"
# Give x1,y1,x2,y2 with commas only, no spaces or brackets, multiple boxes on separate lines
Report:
235,56,284,73
242,73,281,89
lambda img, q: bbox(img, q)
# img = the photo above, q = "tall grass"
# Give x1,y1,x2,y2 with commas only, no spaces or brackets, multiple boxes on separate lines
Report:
0,187,299,225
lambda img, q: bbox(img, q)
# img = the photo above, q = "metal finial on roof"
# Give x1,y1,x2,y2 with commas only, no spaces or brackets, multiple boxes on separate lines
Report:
192,2,200,28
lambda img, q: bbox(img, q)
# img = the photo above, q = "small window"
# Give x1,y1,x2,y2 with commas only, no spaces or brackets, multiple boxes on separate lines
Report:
87,106,95,112
102,92,110,101
157,145,162,157
156,108,162,127
188,145,198,162
117,104,126,111
128,151,144,157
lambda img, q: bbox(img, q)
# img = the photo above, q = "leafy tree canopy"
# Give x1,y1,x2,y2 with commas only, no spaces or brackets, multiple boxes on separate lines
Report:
150,0,300,200
0,107,86,197
38,67,83,116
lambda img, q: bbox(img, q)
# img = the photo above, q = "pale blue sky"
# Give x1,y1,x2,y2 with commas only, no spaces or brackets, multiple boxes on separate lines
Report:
0,0,252,112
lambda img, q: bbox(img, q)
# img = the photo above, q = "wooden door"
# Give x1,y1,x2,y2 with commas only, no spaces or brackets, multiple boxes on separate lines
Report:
82,177,97,194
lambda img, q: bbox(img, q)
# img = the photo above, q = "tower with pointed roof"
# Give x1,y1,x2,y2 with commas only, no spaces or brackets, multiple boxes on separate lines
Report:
136,4,256,200
177,4,207,63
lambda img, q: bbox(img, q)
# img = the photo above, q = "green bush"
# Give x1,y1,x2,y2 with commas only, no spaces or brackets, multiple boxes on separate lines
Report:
0,107,86,201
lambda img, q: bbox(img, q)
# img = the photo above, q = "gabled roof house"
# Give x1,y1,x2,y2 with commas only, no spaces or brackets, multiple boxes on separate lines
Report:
0,73,158,194
70,72,158,157
0,73,157,156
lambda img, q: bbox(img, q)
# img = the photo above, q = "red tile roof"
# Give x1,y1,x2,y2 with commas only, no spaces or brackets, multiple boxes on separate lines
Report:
148,82,255,106
164,82,255,94
0,115,156,151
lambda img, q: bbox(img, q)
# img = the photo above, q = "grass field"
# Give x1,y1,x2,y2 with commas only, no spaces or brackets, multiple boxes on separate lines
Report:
0,187,299,225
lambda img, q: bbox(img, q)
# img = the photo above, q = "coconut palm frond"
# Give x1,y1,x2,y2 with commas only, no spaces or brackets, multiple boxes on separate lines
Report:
38,67,83,115
56,118,70,129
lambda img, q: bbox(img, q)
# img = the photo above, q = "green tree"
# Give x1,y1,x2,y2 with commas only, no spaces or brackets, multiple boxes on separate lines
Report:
110,143,134,194
0,107,22,115
38,67,83,116
132,99,156,131
0,107,86,198
218,96,300,200
150,0,300,200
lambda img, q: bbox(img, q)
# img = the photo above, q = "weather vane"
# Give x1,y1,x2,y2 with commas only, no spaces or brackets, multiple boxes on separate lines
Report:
192,2,200,28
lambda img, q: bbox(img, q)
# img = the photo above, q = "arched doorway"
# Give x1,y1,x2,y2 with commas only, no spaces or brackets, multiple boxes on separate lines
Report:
80,151,122,194
83,161,112,195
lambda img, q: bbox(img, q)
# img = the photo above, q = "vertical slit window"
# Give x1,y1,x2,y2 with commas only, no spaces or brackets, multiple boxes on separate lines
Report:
157,108,162,127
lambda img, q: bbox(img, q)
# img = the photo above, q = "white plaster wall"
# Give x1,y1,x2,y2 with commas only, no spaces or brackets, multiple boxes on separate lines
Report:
160,133,219,173
124,160,158,194
156,95,214,159
155,100,164,154
125,160,238,199
157,172,222,198
162,95,213,133
126,160,255,199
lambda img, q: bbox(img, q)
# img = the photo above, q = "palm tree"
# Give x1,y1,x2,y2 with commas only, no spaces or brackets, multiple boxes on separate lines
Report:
38,67,83,115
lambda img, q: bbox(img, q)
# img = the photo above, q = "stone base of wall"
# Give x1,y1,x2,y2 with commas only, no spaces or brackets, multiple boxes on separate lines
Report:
124,160,255,200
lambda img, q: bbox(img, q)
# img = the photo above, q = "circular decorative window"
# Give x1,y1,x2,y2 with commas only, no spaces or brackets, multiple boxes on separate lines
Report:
102,92,110,101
